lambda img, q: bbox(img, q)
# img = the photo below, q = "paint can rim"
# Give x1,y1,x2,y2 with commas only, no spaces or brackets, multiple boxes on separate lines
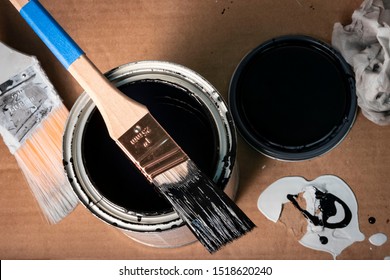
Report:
63,60,238,234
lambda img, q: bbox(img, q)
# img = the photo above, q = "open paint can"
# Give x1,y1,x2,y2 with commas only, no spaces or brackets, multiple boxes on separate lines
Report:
63,61,238,248
229,35,357,161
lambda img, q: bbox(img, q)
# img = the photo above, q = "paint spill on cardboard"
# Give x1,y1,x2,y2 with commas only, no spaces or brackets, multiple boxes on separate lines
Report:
257,175,365,259
369,233,388,247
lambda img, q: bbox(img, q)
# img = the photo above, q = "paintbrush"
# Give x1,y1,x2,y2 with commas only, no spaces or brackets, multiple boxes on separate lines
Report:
10,0,255,252
0,41,78,223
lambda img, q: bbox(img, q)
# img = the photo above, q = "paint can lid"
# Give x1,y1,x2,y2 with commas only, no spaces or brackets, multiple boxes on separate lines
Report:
229,35,357,161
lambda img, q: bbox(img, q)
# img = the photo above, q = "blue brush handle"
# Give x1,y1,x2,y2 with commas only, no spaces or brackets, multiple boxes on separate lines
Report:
20,0,84,69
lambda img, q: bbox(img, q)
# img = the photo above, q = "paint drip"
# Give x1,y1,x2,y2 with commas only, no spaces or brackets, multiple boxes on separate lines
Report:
369,233,388,247
257,175,365,259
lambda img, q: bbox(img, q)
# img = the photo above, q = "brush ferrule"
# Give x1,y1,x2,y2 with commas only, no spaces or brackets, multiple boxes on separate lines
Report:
117,113,188,182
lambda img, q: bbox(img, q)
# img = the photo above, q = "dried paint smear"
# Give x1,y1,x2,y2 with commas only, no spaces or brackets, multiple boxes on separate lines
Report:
257,175,365,259
0,57,60,154
369,233,388,247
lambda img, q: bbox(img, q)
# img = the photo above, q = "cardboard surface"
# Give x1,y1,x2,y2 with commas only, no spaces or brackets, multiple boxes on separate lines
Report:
0,0,389,259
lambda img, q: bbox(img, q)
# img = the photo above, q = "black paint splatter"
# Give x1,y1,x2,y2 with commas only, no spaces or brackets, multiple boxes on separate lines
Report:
0,79,13,94
221,1,233,15
319,236,328,245
287,188,352,229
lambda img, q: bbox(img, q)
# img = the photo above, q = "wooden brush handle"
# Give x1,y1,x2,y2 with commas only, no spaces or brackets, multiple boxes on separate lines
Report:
10,0,149,139
69,56,149,139
9,0,27,11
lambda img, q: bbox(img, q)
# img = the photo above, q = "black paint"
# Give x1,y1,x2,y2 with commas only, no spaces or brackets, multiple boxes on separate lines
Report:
368,216,376,224
0,79,13,94
319,235,328,245
287,194,321,226
82,79,219,215
156,160,255,253
287,188,352,229
229,36,357,160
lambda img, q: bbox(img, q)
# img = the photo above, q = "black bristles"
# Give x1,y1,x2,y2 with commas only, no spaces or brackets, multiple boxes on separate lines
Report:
153,160,255,253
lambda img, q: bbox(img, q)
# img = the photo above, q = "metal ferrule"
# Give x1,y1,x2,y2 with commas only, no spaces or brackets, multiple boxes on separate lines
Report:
117,113,188,182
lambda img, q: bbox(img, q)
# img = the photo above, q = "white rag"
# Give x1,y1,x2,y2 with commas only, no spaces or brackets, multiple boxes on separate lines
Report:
332,0,390,125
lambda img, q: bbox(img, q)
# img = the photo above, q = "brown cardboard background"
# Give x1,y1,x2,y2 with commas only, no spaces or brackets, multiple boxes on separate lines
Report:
0,0,389,259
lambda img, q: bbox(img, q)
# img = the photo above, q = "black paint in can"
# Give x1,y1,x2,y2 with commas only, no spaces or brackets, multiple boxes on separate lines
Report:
229,35,357,160
63,61,238,247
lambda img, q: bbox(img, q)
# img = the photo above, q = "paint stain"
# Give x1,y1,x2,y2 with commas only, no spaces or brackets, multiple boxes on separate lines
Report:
368,216,376,224
369,233,388,246
257,176,365,259
287,188,352,229
319,236,328,245
0,66,60,150
0,79,14,94
220,1,233,15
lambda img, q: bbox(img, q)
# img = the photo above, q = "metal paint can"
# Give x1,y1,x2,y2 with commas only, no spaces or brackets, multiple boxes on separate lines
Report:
229,35,357,161
63,61,238,248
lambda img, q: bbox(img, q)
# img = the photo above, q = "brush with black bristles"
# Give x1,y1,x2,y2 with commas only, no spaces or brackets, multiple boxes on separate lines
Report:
11,0,255,252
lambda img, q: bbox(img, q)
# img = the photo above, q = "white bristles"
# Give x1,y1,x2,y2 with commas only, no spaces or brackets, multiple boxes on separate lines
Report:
13,104,78,223
153,161,190,185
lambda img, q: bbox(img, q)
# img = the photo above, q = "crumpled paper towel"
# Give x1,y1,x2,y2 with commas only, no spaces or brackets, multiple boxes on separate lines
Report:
332,0,390,125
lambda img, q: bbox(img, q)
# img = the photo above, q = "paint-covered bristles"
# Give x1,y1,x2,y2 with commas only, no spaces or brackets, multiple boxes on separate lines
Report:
153,160,255,253
14,104,78,223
